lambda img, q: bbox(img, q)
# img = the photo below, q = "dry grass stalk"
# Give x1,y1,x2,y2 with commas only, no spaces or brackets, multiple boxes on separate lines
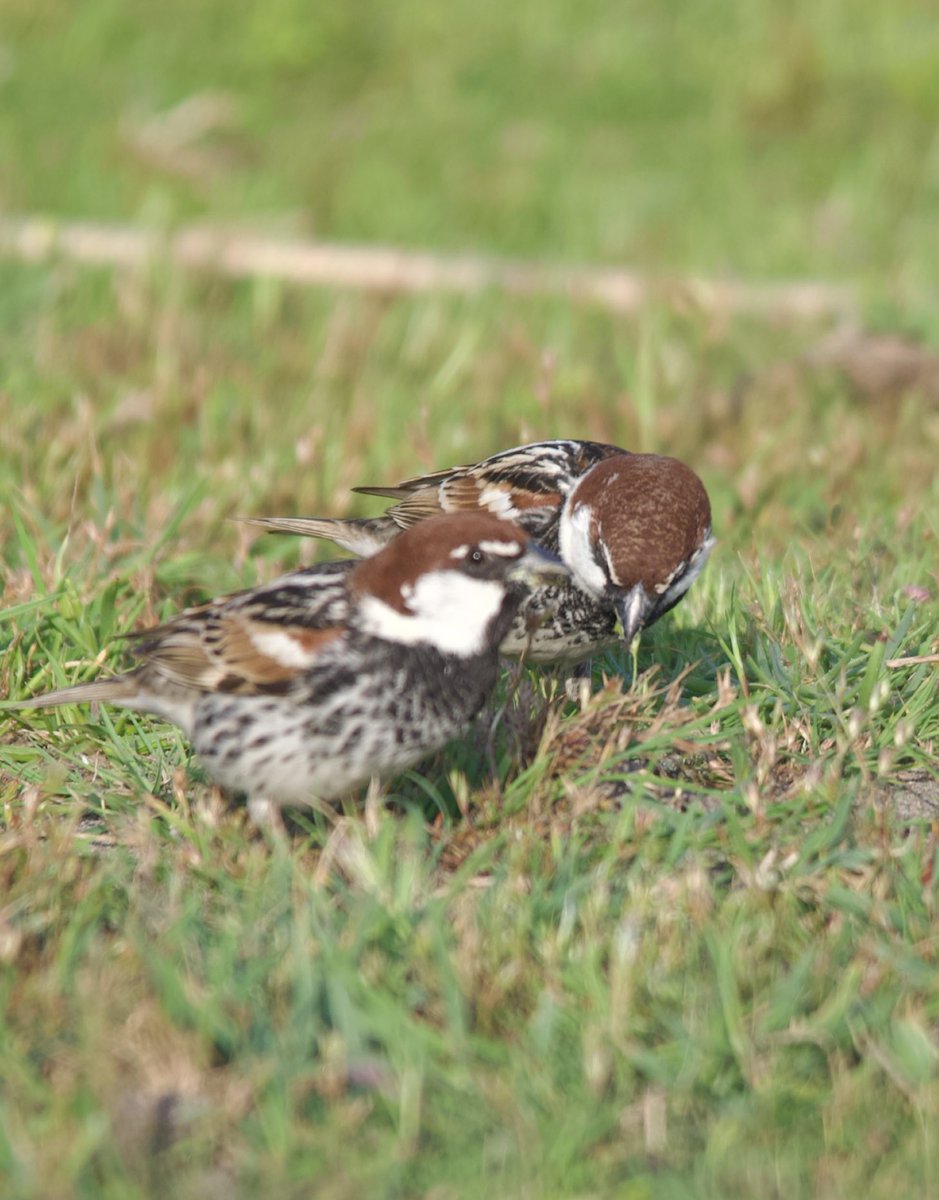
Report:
0,215,858,322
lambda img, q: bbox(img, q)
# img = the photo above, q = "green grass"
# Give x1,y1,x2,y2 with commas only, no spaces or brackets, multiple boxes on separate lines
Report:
1,258,937,1198
4,0,939,288
2,1,939,1194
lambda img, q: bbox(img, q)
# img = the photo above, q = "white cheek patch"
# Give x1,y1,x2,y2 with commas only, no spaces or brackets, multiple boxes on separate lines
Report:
660,532,716,601
558,504,608,597
251,629,320,668
359,571,506,656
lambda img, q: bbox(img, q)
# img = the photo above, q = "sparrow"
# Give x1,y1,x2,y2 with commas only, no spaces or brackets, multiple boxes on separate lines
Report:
245,440,714,664
14,512,567,820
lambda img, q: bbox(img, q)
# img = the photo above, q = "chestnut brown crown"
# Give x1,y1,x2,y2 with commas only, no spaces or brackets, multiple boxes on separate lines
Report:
560,454,714,644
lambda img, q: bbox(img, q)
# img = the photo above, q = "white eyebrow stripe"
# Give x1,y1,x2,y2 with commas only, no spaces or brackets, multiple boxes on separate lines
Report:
477,539,521,556
601,538,622,588
449,544,470,559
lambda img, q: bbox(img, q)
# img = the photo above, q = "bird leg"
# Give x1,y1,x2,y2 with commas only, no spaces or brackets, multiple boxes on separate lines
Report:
247,795,287,837
563,658,594,706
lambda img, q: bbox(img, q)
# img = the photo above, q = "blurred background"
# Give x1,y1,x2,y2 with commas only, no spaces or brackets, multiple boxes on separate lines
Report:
2,0,938,595
4,0,939,290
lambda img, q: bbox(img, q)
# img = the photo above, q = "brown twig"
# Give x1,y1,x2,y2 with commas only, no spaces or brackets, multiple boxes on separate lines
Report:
0,215,859,322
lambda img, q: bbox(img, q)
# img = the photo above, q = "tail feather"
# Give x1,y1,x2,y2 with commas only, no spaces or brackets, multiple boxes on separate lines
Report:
239,515,349,538
13,675,139,710
351,484,411,500
238,515,396,557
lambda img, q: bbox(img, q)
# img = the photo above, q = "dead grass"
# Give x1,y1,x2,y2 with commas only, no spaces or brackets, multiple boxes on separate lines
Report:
1,259,938,1197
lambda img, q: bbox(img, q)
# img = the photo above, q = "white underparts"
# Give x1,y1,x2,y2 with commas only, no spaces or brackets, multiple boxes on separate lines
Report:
358,570,506,656
558,503,608,596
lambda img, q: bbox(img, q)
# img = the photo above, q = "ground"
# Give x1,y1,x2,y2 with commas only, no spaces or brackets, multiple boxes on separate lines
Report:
1,2,939,1196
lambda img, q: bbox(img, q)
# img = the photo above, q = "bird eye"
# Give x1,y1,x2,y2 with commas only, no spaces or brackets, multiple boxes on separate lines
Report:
469,548,484,564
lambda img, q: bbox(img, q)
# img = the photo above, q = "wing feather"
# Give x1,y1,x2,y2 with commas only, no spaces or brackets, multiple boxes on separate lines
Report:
130,564,354,695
